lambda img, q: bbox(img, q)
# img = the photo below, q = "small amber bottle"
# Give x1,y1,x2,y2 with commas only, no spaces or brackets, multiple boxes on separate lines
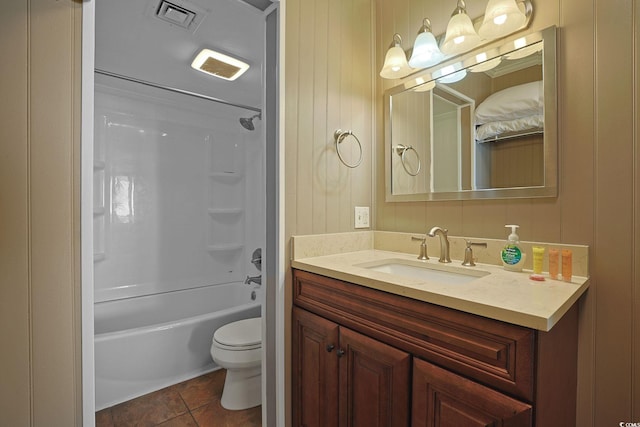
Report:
561,249,572,282
548,248,559,280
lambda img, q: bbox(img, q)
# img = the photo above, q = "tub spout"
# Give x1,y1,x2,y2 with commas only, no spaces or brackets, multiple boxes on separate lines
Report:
245,275,262,286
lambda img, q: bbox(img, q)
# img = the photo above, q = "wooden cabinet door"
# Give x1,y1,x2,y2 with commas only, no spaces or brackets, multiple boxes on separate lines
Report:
338,326,411,427
292,307,340,427
412,358,532,427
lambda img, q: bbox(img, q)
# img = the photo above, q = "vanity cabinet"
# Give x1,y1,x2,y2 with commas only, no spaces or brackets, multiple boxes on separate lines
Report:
292,269,578,427
292,307,410,427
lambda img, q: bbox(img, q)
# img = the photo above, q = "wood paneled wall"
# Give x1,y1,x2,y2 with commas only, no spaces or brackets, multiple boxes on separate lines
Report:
284,0,375,238
0,0,82,425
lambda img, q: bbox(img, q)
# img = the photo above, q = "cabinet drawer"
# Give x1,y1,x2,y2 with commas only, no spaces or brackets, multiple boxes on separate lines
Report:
293,269,535,401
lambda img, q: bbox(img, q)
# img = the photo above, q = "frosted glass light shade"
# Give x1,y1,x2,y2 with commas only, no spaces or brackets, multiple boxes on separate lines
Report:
380,34,412,79
478,0,527,39
408,19,444,69
440,9,480,55
469,56,502,72
413,79,436,92
409,32,443,68
438,69,467,84
505,41,542,59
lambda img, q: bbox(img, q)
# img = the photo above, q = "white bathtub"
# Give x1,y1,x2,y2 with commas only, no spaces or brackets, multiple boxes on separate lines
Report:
94,282,261,410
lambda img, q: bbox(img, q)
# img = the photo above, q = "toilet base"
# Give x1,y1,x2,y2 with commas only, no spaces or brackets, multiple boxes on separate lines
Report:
221,366,262,410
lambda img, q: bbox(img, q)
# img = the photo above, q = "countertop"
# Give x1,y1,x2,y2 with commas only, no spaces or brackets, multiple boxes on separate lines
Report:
292,248,589,332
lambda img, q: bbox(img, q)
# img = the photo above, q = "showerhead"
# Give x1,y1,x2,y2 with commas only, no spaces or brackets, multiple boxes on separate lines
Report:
239,113,261,131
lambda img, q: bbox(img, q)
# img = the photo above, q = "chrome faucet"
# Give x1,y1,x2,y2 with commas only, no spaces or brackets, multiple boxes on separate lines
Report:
245,275,262,286
428,226,452,263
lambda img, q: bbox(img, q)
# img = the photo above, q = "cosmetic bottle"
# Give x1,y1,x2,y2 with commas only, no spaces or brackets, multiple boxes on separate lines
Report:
548,248,559,279
532,246,545,275
501,225,526,272
562,249,573,282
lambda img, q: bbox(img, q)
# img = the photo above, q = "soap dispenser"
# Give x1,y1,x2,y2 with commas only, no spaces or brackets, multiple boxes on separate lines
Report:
501,225,526,272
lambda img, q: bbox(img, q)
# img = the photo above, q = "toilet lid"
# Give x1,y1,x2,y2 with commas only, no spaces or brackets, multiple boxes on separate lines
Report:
214,317,261,348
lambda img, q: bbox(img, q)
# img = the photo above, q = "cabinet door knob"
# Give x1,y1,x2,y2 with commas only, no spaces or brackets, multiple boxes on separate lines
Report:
326,344,335,352
336,349,345,357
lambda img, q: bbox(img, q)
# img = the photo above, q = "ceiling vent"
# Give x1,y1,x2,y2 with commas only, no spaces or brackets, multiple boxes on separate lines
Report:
155,1,198,29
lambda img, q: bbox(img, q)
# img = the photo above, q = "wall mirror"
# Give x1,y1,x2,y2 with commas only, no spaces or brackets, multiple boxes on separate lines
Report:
384,26,557,201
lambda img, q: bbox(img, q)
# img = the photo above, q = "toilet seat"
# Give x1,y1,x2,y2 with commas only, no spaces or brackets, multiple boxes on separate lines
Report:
213,317,261,351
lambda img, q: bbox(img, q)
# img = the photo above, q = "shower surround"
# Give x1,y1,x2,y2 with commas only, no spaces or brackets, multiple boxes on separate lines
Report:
93,74,264,408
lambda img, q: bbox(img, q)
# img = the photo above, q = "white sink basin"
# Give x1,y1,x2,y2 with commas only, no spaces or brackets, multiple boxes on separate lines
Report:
356,259,490,285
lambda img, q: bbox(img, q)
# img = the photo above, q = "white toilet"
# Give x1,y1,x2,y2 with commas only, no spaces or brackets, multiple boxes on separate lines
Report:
210,317,262,410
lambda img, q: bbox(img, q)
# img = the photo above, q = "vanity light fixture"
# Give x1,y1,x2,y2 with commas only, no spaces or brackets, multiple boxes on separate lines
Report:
478,0,529,40
378,0,533,81
413,78,436,92
468,53,502,72
437,68,467,84
380,34,413,79
408,19,444,69
504,38,542,59
440,0,481,56
191,49,250,81
432,63,467,84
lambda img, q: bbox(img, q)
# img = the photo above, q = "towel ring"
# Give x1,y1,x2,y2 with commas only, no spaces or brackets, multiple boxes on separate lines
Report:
334,129,363,168
394,144,421,176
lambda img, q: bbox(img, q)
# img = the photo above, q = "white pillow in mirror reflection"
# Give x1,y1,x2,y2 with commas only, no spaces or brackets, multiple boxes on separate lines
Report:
474,80,543,124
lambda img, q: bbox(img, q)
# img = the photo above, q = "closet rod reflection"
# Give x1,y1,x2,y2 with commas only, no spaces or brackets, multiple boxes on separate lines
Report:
95,68,262,114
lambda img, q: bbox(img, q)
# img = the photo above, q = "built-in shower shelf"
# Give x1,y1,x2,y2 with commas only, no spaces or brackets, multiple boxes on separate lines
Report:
94,252,106,262
94,161,106,170
207,244,244,253
207,208,244,216
208,172,243,183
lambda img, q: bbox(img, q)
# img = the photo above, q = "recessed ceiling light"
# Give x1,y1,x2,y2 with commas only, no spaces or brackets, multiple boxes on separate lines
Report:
191,49,250,81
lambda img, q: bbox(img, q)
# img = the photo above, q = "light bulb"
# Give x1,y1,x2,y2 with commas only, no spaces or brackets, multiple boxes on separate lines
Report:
494,14,507,25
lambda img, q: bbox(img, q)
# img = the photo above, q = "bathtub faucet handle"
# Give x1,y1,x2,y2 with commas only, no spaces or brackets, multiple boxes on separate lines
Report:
245,275,262,286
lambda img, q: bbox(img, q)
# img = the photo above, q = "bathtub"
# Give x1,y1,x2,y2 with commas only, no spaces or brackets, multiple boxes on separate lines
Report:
94,282,261,410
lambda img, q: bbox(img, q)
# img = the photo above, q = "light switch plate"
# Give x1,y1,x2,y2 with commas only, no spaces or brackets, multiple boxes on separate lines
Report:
354,206,370,228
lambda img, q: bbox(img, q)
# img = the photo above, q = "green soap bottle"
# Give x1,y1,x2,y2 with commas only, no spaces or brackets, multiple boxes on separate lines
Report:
501,225,526,272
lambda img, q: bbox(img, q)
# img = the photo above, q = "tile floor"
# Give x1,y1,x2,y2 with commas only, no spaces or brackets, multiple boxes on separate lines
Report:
95,369,261,427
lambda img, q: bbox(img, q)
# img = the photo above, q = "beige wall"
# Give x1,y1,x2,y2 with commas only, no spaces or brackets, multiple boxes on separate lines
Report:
286,0,640,426
0,0,82,425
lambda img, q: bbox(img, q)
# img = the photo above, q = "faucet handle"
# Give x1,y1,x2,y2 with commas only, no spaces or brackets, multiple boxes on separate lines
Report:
411,236,429,260
462,240,487,267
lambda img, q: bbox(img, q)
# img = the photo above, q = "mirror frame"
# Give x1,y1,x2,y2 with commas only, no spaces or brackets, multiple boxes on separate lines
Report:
384,26,557,202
